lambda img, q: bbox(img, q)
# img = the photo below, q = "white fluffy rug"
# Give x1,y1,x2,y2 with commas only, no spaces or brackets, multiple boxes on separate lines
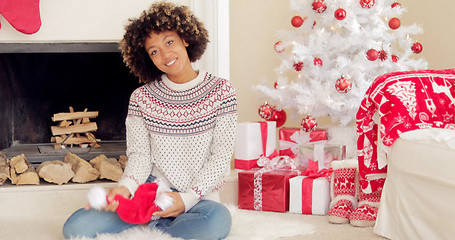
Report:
73,205,315,240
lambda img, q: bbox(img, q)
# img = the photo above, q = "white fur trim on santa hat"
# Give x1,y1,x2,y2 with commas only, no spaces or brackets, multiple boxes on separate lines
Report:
87,186,107,210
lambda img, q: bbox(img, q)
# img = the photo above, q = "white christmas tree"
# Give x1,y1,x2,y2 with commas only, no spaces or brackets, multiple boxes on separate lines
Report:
255,0,428,127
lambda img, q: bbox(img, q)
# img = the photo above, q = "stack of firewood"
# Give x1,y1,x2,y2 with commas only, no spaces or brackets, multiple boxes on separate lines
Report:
51,107,100,149
0,152,127,186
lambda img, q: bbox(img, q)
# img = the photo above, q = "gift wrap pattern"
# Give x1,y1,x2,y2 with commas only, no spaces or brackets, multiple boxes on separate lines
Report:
234,121,277,170
289,175,331,215
238,169,298,212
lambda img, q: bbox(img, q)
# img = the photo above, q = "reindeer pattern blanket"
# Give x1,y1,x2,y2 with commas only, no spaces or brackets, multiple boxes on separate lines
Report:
356,69,455,193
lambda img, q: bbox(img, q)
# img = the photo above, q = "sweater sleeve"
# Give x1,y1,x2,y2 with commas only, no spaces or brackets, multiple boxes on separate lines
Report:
118,91,154,196
180,80,238,212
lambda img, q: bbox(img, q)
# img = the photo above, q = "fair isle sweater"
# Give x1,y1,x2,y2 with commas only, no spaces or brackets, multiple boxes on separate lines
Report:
118,71,237,212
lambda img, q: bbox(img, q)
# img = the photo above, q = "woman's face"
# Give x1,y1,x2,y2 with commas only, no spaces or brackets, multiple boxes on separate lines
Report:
144,30,194,83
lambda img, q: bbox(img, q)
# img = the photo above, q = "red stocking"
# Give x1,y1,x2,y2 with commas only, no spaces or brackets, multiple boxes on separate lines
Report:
0,0,42,34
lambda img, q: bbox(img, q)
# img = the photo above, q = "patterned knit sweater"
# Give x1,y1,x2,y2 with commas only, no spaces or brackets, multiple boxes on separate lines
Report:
118,71,237,212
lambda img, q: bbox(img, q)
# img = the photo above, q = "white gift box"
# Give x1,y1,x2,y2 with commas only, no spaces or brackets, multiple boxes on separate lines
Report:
234,121,277,170
289,175,331,215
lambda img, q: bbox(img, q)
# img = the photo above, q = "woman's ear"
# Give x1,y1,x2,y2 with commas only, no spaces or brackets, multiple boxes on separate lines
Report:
183,39,189,47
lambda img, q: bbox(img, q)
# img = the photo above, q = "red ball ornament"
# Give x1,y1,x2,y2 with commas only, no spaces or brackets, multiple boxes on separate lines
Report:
359,0,375,8
335,75,352,93
378,50,388,61
294,61,304,71
258,103,275,120
313,57,323,66
411,42,423,53
274,81,279,89
301,115,317,132
291,15,304,28
366,49,378,61
274,41,285,53
312,0,327,13
391,1,401,8
334,7,347,20
392,54,399,62
389,17,401,30
270,109,287,128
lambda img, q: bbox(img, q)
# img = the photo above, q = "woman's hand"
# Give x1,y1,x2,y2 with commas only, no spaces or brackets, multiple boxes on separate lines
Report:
104,186,131,212
84,186,131,212
152,192,185,218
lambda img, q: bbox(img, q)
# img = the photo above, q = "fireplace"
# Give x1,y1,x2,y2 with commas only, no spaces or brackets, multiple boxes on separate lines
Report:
0,43,141,163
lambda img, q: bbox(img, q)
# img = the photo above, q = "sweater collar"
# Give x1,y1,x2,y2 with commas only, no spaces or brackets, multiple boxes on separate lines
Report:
160,70,206,91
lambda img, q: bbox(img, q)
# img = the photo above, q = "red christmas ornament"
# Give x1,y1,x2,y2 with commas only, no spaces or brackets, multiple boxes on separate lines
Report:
294,61,304,71
291,15,304,28
378,50,388,61
391,1,401,8
359,0,375,8
388,17,401,30
411,42,423,53
270,109,287,128
274,41,285,53
258,103,275,120
301,115,317,132
366,49,378,61
392,54,399,62
335,75,352,93
312,0,327,13
274,81,279,89
313,57,323,66
334,7,347,20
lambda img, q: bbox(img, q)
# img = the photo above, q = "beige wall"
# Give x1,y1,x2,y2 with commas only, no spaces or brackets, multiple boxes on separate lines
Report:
230,0,455,127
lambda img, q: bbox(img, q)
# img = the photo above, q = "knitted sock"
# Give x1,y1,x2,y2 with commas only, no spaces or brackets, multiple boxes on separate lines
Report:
349,183,383,227
327,159,358,224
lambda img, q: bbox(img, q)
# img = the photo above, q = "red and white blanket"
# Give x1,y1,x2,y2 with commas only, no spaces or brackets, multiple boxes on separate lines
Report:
356,69,455,193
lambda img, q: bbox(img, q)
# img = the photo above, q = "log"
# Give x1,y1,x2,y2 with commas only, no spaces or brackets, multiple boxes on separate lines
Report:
52,111,99,122
10,154,28,174
64,152,100,183
15,160,39,185
0,153,10,185
37,160,75,185
51,122,98,136
118,155,128,170
90,154,123,182
10,168,17,184
52,136,98,145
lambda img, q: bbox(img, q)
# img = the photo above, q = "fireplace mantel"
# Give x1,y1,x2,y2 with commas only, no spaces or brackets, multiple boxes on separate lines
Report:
0,0,229,78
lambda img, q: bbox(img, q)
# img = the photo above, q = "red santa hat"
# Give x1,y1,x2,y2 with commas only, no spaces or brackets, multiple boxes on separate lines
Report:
113,182,162,224
87,181,173,224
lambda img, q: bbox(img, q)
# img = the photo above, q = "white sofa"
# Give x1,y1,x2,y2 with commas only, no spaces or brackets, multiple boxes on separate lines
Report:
374,128,455,240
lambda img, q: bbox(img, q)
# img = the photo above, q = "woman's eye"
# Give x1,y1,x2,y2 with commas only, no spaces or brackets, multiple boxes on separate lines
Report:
167,40,174,46
151,50,158,56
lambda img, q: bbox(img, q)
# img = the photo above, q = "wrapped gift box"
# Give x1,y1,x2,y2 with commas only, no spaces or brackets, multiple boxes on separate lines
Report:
289,175,331,215
234,121,277,170
238,169,298,212
299,144,346,169
279,128,327,159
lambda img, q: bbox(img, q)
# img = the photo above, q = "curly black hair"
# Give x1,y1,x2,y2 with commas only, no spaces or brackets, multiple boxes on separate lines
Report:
120,2,209,83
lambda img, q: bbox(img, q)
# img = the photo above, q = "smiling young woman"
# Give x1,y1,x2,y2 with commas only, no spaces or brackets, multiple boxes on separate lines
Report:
62,2,237,240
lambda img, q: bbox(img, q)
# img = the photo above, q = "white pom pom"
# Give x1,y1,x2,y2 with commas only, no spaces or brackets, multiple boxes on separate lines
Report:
155,192,174,211
87,186,107,210
154,178,174,211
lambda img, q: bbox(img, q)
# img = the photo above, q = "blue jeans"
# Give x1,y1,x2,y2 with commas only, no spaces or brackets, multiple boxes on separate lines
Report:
62,200,231,239
63,176,231,239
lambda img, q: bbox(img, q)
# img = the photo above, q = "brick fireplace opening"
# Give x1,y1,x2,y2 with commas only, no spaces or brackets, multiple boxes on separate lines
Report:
0,43,141,164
